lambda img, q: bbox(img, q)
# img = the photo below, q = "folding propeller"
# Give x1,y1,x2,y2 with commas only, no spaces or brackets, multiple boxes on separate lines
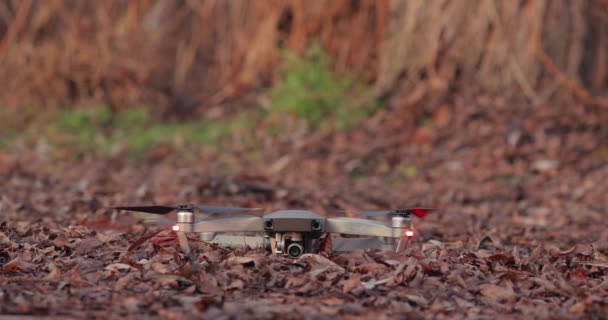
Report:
355,208,435,218
142,218,177,226
113,204,261,215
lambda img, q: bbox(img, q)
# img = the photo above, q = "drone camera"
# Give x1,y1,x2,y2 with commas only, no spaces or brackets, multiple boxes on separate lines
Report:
286,243,304,258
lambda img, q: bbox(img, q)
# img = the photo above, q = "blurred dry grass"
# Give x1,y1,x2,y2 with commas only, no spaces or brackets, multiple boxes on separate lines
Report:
0,0,606,114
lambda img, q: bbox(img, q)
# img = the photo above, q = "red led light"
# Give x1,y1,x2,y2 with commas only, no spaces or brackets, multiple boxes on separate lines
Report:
172,225,180,232
404,230,414,237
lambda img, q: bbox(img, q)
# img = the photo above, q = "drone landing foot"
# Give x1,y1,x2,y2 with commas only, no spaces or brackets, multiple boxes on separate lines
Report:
395,238,410,253
177,232,191,254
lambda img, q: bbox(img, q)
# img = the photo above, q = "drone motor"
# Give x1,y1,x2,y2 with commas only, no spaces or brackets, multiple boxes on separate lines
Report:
177,209,194,223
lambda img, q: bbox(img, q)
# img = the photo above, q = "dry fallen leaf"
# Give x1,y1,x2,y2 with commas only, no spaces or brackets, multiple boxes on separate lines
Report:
321,297,343,306
105,263,137,273
151,262,171,274
569,302,585,314
561,244,594,256
300,254,345,274
227,279,245,290
1,257,36,273
198,281,224,295
478,283,516,302
45,263,61,280
225,256,255,267
1,96,607,318
342,275,363,294
114,274,133,291
320,234,332,254
73,238,103,256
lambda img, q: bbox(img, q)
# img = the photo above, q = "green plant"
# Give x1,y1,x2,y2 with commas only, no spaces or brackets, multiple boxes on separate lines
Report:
270,42,378,129
0,105,259,159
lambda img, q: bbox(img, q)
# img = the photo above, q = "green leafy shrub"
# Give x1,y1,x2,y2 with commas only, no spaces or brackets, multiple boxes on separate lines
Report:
270,42,378,129
0,105,253,159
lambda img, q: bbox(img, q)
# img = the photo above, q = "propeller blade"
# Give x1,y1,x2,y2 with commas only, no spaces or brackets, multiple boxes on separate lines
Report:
354,208,435,218
142,219,177,226
357,210,392,217
409,207,434,218
113,205,177,215
113,204,261,215
194,204,261,214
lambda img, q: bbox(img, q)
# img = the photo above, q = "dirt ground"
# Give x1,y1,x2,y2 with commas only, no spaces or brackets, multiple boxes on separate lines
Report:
0,99,607,319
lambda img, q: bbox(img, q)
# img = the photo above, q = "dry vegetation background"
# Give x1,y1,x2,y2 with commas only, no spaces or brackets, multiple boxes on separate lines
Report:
0,0,607,110
0,0,608,319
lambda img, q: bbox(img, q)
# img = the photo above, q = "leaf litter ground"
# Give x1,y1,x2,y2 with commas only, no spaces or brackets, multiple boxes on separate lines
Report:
0,100,607,319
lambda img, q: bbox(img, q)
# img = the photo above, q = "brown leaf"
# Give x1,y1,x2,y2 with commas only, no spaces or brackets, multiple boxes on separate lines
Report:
478,283,516,302
285,276,308,289
73,238,103,256
194,296,222,312
342,274,363,294
405,294,429,306
105,263,137,273
487,253,510,264
120,230,163,262
353,262,390,275
1,257,36,273
300,254,345,276
569,302,585,314
227,279,244,290
121,297,140,312
322,297,343,306
67,269,91,288
198,281,224,295
45,263,61,280
150,235,177,246
579,260,608,268
570,269,587,285
114,274,133,291
151,262,171,274
320,234,332,254
561,244,594,256
400,258,420,284
225,256,256,267
150,274,188,288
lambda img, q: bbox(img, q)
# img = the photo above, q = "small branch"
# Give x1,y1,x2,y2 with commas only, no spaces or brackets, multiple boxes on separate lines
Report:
536,46,608,108
0,0,33,64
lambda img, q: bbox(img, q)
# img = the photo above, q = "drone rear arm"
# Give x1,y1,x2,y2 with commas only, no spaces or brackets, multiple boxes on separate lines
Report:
331,237,390,252
325,217,402,238
210,235,269,248
178,215,265,233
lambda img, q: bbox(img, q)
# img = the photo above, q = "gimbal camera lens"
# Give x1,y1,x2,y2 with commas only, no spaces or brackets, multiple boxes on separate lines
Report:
286,243,304,258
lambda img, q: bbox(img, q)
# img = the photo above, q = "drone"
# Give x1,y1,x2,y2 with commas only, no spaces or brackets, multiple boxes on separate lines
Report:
113,204,433,258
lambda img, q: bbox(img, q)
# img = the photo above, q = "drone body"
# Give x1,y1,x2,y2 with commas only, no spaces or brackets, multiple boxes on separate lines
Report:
114,205,431,258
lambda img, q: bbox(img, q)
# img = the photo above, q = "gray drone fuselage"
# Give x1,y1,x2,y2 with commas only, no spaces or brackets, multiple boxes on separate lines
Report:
173,210,414,258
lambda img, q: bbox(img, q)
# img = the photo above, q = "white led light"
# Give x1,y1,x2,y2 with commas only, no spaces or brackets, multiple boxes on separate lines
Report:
172,225,180,232
405,230,414,237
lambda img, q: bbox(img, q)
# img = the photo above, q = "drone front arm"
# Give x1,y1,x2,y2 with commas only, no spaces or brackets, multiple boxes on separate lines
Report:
180,216,265,233
325,217,401,238
331,237,389,252
210,235,269,248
